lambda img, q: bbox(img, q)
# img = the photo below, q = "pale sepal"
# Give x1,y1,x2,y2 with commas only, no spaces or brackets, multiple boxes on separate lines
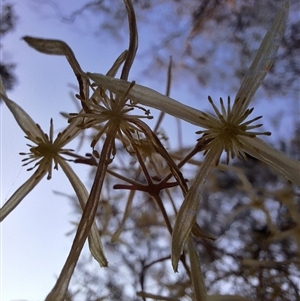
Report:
44,259,73,301
54,116,84,148
0,92,44,144
23,36,89,101
87,73,212,127
106,50,128,77
58,157,108,267
121,0,138,80
0,163,47,222
233,0,289,116
23,36,84,75
172,147,222,271
240,136,300,186
188,236,207,301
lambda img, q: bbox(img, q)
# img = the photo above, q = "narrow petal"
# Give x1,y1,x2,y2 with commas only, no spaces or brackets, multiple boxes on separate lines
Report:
87,73,211,127
121,0,138,80
57,157,108,266
240,136,300,186
106,50,128,77
23,36,84,74
54,115,84,147
23,36,89,102
233,1,289,115
0,164,46,222
188,237,207,301
87,227,108,267
0,92,43,143
172,147,221,271
44,258,74,301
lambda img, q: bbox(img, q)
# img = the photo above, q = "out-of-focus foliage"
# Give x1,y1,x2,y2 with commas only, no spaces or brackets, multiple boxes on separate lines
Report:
67,126,300,301
0,2,17,91
39,0,300,97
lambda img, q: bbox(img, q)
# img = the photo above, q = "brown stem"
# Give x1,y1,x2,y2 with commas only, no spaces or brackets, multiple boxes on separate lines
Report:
152,194,173,235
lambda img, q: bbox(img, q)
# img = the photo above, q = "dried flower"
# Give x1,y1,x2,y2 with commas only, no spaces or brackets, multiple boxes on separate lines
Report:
171,0,296,271
0,78,107,268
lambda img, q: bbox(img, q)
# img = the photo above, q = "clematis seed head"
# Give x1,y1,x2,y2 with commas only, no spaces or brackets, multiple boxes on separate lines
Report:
196,96,271,165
